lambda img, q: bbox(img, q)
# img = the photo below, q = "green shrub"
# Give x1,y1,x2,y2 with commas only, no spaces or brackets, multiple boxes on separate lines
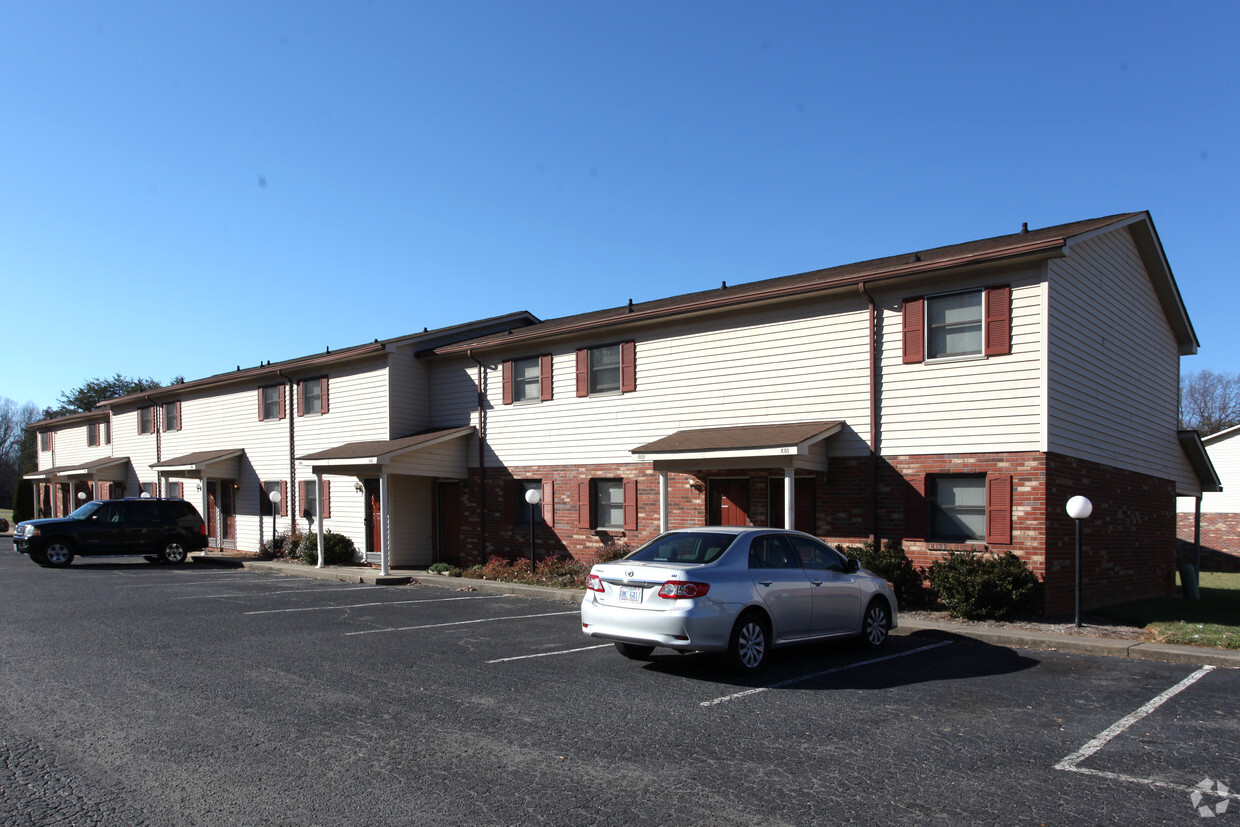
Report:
841,539,928,609
258,531,295,560
427,562,454,574
926,550,1040,620
298,530,358,566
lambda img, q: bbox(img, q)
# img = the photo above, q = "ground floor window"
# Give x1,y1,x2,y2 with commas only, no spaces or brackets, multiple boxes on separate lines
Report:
927,475,986,541
514,479,542,525
593,479,624,529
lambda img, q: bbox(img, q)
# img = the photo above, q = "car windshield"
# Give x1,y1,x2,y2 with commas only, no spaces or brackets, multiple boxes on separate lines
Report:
626,532,737,565
68,501,104,519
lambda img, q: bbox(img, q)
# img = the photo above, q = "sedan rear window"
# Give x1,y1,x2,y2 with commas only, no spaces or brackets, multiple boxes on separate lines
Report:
627,532,736,565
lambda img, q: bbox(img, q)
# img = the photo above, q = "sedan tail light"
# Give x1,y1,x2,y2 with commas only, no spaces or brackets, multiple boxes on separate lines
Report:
657,581,710,599
586,574,605,593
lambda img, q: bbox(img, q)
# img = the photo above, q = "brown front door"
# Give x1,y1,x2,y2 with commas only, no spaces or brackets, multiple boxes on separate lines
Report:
438,482,462,566
364,478,382,555
709,479,751,526
206,481,218,542
769,477,816,534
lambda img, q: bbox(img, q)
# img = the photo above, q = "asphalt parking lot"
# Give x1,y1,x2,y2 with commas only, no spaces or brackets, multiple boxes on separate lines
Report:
1,539,1238,825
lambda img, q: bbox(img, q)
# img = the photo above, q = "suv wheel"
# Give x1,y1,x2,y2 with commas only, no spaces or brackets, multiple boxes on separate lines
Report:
43,541,75,567
158,539,189,565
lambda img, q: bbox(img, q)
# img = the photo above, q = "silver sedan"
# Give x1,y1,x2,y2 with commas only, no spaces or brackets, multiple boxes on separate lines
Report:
580,527,898,673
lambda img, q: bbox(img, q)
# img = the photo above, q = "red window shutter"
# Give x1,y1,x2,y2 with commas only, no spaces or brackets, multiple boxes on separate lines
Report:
502,360,514,405
280,481,288,517
540,354,553,401
575,349,589,397
320,376,329,414
278,385,287,420
984,285,1011,356
258,389,264,421
903,475,926,540
620,341,636,393
176,401,183,431
321,480,331,519
297,381,305,417
298,481,306,518
503,479,516,525
623,479,638,531
577,480,591,528
542,479,554,528
986,474,1012,545
902,298,924,364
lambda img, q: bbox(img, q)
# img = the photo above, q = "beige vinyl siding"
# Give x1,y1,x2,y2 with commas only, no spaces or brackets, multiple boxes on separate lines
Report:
110,407,160,497
387,346,431,438
1047,228,1196,490
1179,429,1240,513
436,296,875,468
876,266,1046,455
41,422,107,468
385,475,433,566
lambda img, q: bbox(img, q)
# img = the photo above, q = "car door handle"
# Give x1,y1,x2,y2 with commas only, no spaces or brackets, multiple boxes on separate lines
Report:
809,578,823,586
758,578,773,587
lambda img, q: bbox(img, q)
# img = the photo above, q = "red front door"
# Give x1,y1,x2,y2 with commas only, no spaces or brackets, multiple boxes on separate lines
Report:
364,479,382,555
709,479,751,526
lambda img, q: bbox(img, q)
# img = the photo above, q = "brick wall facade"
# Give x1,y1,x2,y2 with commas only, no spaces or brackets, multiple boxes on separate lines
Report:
1176,512,1240,572
445,450,1177,614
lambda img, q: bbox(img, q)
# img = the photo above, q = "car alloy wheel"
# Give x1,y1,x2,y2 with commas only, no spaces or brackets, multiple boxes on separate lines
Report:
43,542,74,567
861,599,890,649
159,541,188,564
728,613,768,673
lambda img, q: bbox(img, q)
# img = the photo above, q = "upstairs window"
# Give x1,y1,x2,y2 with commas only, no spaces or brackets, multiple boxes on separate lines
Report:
299,376,329,416
576,341,636,397
259,385,286,421
902,286,1010,364
103,420,112,444
138,407,155,435
87,424,99,447
163,401,182,432
502,355,553,405
39,431,52,452
927,291,983,359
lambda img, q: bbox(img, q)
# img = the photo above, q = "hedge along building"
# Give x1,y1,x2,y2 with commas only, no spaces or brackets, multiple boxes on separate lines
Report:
427,212,1218,614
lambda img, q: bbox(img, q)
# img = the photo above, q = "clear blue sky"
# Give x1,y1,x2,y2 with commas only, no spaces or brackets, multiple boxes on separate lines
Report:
5,1,1237,411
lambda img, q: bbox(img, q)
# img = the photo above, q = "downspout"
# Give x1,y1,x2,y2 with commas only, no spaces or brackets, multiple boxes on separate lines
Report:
858,283,881,548
468,350,488,563
276,370,296,526
145,394,162,497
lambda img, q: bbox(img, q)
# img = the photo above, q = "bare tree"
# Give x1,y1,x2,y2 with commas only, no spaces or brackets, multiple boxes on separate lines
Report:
1180,369,1240,436
0,398,41,509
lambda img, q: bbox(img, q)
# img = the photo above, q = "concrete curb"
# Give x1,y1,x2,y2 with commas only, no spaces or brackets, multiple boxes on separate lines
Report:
191,554,1240,667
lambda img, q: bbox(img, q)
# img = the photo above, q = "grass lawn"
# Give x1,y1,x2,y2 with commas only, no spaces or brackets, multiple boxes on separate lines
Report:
1097,571,1240,649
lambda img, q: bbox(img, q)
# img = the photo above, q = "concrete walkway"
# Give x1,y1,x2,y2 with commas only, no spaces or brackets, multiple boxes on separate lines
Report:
190,553,1240,669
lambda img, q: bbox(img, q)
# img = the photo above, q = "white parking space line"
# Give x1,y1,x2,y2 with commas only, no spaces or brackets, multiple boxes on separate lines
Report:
700,640,955,707
345,610,579,636
174,585,386,600
1055,665,1240,800
487,644,612,664
246,594,510,615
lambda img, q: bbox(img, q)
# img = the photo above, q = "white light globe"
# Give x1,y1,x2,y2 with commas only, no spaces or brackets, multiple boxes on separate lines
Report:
524,489,542,506
1066,495,1093,520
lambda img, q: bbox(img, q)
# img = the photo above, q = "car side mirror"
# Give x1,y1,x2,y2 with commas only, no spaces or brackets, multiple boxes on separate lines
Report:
846,558,861,573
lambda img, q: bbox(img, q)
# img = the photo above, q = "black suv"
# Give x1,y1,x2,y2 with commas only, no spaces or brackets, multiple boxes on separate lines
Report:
14,498,208,567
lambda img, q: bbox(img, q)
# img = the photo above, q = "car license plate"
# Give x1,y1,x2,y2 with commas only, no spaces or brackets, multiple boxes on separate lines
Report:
618,586,643,604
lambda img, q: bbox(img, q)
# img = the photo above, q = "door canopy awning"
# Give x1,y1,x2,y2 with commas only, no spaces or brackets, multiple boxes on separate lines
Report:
297,426,476,478
632,421,843,472
152,449,245,478
24,457,130,482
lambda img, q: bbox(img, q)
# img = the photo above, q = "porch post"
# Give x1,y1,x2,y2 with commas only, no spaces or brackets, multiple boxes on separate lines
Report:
200,481,210,544
658,470,668,533
315,470,326,569
379,472,390,576
784,467,795,531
